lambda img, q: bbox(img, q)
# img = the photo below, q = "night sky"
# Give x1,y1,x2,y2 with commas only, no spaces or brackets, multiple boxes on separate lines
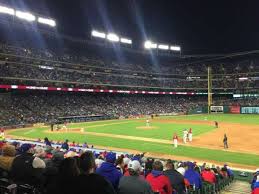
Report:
2,0,259,54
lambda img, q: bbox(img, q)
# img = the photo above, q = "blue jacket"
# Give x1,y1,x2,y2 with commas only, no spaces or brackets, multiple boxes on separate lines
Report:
96,162,122,189
252,182,259,190
184,169,202,189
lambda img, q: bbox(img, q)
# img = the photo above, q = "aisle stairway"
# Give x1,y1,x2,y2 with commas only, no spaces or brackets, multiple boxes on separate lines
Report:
221,180,251,194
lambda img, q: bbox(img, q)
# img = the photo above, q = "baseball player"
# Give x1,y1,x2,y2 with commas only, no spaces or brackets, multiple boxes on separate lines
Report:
183,129,188,144
188,128,193,142
223,133,228,149
173,133,178,148
146,119,150,127
215,121,218,128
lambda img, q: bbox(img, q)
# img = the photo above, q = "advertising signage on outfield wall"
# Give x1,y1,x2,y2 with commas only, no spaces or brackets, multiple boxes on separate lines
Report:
0,85,236,95
241,107,259,114
0,84,198,95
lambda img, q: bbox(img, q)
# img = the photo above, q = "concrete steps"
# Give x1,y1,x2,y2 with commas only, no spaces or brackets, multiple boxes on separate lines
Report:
221,180,251,194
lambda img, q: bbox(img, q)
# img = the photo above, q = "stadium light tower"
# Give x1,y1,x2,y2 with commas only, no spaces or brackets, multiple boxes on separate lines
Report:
107,33,120,42
120,38,132,44
38,17,56,27
158,44,169,50
15,10,36,21
0,5,15,15
91,30,106,39
170,45,181,51
144,41,157,49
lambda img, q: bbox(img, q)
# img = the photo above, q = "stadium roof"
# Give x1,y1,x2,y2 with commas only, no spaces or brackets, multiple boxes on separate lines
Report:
1,0,259,55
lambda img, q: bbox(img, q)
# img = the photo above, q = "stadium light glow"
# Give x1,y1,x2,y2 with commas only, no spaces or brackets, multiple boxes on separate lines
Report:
38,17,56,27
170,45,181,51
239,77,248,81
107,33,120,42
15,10,36,21
0,5,15,15
120,38,132,44
158,44,169,50
144,41,157,49
91,30,106,38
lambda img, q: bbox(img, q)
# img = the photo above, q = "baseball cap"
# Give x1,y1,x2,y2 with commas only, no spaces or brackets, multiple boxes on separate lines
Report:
123,157,131,166
106,152,116,163
20,144,32,153
128,160,142,172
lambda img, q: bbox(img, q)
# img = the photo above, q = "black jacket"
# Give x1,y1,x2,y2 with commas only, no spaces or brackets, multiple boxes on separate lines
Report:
10,153,44,186
164,169,185,194
75,173,116,194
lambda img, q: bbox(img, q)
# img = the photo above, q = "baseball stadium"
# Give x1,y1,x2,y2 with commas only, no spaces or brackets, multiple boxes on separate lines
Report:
0,1,259,194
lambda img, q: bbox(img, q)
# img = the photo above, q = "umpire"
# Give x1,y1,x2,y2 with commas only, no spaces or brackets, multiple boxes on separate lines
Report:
223,134,228,149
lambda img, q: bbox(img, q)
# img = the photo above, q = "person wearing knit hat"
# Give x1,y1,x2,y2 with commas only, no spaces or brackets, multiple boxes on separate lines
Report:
118,160,153,194
0,144,16,171
184,162,202,190
164,159,185,194
10,143,46,186
96,152,122,190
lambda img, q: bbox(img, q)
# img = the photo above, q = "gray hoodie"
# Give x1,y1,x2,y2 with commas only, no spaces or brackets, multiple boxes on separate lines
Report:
118,175,154,194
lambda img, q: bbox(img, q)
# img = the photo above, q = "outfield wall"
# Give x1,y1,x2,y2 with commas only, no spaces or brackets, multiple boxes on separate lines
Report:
189,105,259,114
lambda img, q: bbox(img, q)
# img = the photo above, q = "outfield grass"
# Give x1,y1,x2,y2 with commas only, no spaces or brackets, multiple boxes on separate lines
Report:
8,127,259,166
7,114,259,166
163,114,259,125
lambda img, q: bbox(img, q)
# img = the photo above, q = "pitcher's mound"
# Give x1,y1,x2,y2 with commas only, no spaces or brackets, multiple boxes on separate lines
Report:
136,126,158,130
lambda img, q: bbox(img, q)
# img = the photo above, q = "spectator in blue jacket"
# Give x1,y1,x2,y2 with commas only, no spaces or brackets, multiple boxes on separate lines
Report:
96,152,122,190
252,175,259,190
61,139,69,151
184,162,202,190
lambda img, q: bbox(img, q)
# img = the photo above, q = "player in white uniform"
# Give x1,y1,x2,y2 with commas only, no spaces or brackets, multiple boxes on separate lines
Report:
173,133,178,148
188,128,193,142
146,119,150,127
183,129,188,144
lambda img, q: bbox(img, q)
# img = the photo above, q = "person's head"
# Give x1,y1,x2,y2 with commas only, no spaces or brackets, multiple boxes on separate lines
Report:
44,137,49,142
106,152,116,163
2,144,15,157
59,157,80,178
80,151,96,174
20,143,33,154
65,139,68,143
128,160,142,176
187,162,195,170
165,159,175,171
115,156,124,167
152,160,163,171
205,164,211,170
224,134,227,137
34,146,46,158
52,150,64,163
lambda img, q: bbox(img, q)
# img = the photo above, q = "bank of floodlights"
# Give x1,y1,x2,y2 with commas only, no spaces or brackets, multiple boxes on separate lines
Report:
144,40,181,52
0,5,15,15
0,4,56,27
91,30,106,39
38,17,56,27
144,41,157,49
91,30,132,45
107,33,120,42
15,10,36,21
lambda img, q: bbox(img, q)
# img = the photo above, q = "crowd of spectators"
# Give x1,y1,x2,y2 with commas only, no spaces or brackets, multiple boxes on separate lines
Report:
0,92,207,126
0,139,236,194
0,43,259,91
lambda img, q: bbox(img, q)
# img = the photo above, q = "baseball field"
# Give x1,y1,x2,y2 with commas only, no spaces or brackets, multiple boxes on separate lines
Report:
6,114,259,170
